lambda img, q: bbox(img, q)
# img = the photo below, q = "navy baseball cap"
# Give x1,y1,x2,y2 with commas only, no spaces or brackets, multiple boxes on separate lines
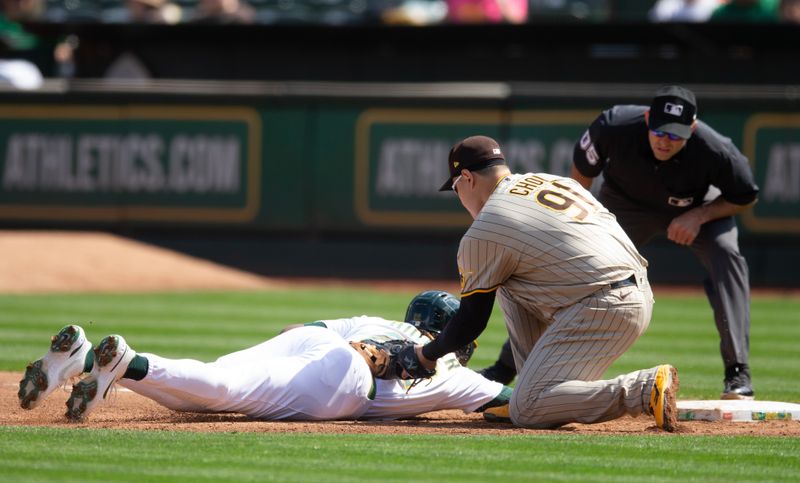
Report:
648,86,697,140
439,135,506,191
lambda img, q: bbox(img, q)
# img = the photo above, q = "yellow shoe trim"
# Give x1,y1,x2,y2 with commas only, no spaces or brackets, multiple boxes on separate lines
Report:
649,364,679,432
483,404,511,423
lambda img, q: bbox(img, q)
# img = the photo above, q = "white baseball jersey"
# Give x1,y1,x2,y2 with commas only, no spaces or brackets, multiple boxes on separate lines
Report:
120,318,503,421
318,316,504,420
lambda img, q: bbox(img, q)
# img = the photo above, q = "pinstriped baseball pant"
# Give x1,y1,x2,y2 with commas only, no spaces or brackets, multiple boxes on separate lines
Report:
498,275,660,428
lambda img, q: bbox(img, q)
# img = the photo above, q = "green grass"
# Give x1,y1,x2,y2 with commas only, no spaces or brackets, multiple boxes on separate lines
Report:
0,290,408,370
1,289,799,481
1,427,798,482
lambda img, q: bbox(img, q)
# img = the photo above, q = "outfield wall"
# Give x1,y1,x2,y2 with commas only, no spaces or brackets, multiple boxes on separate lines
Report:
1,81,798,285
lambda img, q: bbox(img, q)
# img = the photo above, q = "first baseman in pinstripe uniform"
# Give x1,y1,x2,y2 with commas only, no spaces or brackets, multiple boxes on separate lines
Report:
409,135,680,430
483,86,759,400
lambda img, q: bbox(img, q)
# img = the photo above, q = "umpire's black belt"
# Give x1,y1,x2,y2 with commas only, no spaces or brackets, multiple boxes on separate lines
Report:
609,274,637,290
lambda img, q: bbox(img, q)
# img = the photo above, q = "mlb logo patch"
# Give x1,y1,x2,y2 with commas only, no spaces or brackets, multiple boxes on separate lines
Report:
492,148,501,155
664,103,684,116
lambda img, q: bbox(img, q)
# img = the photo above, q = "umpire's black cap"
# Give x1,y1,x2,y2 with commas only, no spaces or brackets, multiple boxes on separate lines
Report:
439,135,506,191
648,86,697,140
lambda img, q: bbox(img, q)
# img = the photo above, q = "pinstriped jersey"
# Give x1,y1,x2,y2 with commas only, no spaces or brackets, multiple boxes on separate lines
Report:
458,172,648,320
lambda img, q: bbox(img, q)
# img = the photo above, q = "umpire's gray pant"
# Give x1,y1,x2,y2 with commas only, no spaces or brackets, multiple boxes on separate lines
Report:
599,185,751,369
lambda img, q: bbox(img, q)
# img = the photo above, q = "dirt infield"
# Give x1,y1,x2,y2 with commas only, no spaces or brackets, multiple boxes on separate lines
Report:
2,373,798,436
0,230,460,294
0,230,280,293
2,230,798,436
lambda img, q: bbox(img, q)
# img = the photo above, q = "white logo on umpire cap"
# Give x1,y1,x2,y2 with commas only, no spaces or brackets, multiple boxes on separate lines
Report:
493,148,501,155
664,103,684,116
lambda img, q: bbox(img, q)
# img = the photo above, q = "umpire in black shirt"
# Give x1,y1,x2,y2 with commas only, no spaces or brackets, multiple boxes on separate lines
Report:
480,85,759,400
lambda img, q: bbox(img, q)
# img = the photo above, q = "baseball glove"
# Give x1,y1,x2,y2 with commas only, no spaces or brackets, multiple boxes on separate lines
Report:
349,339,436,380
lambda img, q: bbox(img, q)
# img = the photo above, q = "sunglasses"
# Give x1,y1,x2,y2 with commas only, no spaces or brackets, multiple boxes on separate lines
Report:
451,174,463,194
650,130,685,141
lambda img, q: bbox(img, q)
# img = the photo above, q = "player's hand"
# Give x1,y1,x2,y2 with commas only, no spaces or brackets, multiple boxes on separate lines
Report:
415,345,437,371
349,339,436,380
667,209,704,246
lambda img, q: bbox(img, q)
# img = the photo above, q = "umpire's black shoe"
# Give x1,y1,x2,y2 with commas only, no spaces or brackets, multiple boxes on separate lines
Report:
721,364,755,400
477,361,517,385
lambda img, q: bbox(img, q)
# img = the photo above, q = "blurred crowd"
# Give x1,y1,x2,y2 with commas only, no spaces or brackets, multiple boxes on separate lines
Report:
650,0,799,23
1,0,799,88
0,0,795,27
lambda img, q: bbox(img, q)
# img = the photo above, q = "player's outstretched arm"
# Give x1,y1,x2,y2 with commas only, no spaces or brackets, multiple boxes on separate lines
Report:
421,291,496,363
350,339,436,380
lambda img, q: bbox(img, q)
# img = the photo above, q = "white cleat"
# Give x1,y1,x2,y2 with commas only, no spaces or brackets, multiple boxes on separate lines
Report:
65,334,135,421
19,325,92,410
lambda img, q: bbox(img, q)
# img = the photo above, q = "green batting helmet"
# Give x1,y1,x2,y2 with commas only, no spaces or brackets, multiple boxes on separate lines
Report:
404,290,476,366
404,290,460,334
